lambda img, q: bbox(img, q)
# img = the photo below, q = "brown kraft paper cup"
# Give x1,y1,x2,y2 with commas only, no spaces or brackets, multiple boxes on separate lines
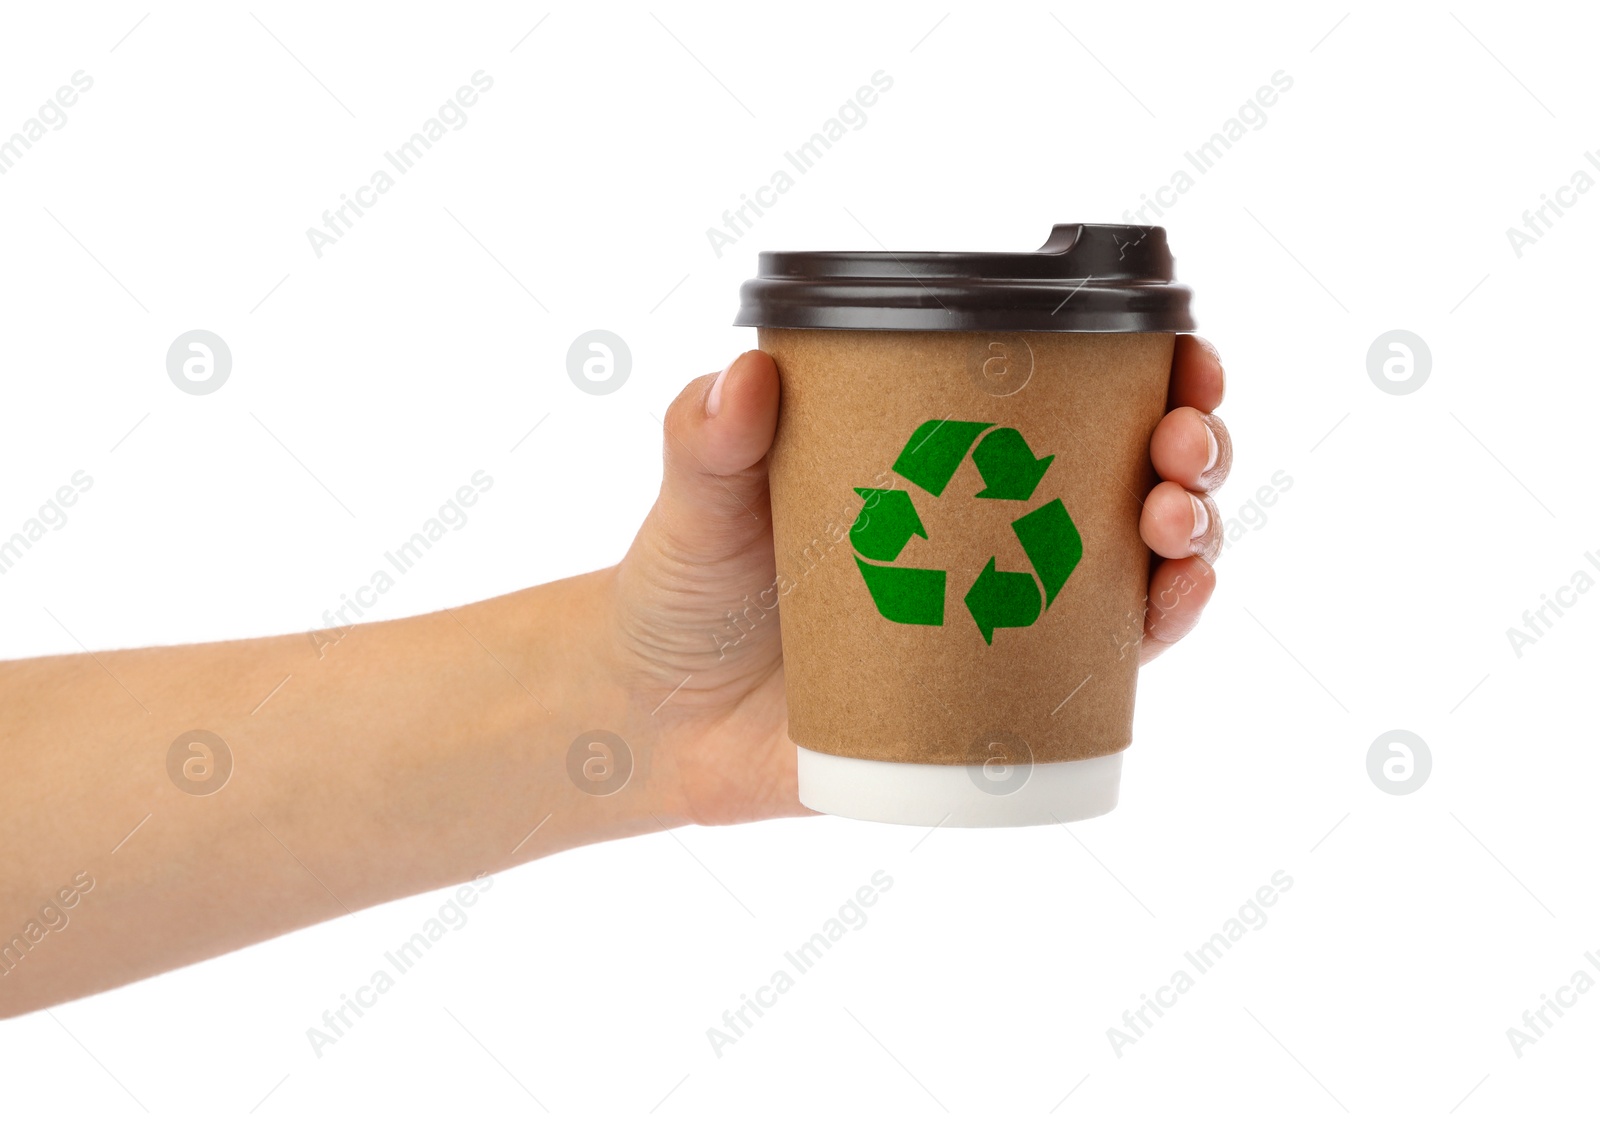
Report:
760,327,1174,766
734,223,1196,820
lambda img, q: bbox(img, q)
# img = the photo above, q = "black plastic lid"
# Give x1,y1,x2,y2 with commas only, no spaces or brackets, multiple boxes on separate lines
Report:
734,223,1194,333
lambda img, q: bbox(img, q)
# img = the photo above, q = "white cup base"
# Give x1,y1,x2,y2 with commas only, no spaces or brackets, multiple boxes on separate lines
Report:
796,746,1122,828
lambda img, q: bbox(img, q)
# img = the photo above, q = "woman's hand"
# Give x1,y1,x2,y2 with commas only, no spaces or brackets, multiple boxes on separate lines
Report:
0,338,1231,1017
610,337,1232,828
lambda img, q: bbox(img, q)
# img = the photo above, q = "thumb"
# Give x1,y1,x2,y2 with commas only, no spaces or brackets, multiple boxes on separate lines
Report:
652,350,780,555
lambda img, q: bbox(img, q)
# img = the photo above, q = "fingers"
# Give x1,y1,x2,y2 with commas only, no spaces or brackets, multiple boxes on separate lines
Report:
1140,556,1217,665
1140,481,1221,562
1139,334,1227,661
1151,406,1232,492
654,350,780,551
1168,335,1225,413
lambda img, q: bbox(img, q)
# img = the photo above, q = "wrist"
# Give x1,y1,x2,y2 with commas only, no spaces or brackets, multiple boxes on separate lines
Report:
496,568,695,839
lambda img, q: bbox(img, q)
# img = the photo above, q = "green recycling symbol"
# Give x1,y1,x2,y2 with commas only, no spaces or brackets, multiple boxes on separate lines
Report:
850,420,1083,644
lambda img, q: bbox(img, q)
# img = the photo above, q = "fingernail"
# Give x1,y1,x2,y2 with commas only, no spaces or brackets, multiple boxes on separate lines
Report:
1189,493,1209,541
706,359,733,417
1195,337,1225,397
1202,418,1219,473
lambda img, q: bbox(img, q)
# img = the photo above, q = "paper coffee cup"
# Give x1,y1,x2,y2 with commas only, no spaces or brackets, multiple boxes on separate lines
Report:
734,224,1195,827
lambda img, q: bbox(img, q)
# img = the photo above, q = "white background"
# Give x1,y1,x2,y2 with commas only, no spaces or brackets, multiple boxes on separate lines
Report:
1,1,1596,1122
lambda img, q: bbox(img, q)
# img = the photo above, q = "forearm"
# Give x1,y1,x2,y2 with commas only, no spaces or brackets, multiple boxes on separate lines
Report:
0,567,672,1017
